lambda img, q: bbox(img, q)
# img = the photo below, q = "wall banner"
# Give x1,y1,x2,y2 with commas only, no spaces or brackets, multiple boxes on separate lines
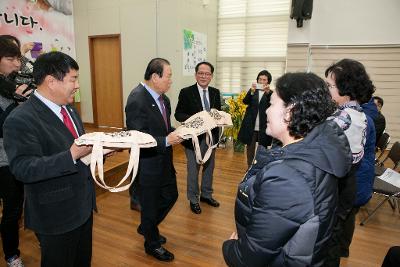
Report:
0,0,76,58
0,0,77,97
183,29,207,76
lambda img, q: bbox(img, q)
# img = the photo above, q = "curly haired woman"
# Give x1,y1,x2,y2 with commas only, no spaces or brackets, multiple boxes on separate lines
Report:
222,72,352,267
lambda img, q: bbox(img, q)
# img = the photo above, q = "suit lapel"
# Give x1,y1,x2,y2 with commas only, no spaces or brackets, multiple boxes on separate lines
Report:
191,84,204,112
141,86,169,132
30,95,76,140
209,88,217,108
66,105,85,136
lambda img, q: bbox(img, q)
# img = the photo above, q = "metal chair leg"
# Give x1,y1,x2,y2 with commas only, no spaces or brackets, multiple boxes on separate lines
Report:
389,197,396,210
397,198,400,214
360,197,390,226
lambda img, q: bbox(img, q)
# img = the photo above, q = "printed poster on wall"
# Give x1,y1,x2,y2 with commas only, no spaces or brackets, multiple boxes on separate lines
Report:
183,29,207,76
0,0,80,101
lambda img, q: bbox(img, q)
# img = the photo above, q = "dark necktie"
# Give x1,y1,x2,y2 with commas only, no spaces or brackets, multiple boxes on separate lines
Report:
203,90,210,111
61,107,78,139
158,96,169,130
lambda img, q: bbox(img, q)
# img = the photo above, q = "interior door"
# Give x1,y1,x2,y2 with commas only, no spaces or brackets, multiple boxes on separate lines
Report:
89,35,124,128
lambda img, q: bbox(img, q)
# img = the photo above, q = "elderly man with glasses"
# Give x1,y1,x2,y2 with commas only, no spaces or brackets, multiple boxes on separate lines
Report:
175,61,222,214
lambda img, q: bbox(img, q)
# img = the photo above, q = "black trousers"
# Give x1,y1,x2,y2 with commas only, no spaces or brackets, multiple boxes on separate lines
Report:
246,131,258,167
35,214,93,267
324,165,358,267
139,183,178,250
382,246,400,267
0,166,24,261
339,206,360,256
129,176,140,206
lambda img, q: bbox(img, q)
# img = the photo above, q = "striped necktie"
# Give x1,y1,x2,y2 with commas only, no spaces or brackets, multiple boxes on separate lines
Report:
203,90,210,111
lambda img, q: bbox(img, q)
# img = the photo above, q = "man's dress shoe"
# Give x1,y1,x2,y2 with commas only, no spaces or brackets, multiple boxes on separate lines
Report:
190,202,202,214
137,227,167,244
145,246,174,262
200,196,220,207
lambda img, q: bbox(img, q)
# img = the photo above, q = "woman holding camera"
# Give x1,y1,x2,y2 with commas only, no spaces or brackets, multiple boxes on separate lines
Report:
237,70,273,167
222,73,352,267
0,36,32,267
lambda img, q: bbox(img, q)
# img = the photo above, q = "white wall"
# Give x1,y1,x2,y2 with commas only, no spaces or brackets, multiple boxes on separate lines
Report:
157,0,218,124
288,0,400,45
73,0,218,124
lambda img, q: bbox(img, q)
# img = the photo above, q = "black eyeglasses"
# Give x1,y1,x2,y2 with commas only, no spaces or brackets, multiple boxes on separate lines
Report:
196,72,212,77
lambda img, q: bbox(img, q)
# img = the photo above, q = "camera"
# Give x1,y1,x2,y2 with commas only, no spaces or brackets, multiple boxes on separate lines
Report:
0,72,36,102
11,72,37,93
255,83,264,90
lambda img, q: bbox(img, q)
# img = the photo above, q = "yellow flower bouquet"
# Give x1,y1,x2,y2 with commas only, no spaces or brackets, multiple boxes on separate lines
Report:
224,91,247,152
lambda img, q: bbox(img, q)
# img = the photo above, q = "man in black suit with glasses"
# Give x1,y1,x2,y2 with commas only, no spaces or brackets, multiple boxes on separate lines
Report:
175,61,221,215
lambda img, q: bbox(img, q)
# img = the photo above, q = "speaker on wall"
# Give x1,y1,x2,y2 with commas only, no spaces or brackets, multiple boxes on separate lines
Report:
290,0,313,28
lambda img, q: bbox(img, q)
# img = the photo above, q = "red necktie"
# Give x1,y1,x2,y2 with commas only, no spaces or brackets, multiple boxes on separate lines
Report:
61,107,78,139
158,96,169,130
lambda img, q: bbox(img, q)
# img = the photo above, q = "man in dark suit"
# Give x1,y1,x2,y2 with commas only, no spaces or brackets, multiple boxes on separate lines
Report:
175,61,221,214
3,51,95,267
125,58,182,262
238,70,273,167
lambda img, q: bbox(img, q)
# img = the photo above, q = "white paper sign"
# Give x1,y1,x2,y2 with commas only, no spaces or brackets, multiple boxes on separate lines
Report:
183,29,207,75
378,168,400,188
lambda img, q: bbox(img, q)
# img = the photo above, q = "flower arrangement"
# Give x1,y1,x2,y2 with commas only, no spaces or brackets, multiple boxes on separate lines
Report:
223,91,247,151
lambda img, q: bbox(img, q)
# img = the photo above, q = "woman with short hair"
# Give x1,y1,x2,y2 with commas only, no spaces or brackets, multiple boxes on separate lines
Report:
222,72,352,267
238,70,273,167
324,58,375,267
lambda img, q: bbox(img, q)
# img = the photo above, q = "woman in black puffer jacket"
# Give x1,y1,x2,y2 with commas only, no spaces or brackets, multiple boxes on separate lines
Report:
222,72,352,267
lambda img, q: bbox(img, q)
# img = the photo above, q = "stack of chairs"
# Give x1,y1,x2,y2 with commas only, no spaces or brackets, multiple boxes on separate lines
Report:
360,138,400,226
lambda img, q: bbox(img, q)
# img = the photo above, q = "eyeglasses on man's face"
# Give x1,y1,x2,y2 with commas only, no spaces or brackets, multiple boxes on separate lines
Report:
196,71,212,77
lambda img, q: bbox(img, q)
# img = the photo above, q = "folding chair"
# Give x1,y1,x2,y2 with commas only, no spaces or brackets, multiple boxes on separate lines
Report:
375,141,400,176
375,132,390,163
360,141,400,226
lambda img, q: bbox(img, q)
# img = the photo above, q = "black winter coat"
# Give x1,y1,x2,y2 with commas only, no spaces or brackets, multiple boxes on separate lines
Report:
222,120,352,267
237,89,272,148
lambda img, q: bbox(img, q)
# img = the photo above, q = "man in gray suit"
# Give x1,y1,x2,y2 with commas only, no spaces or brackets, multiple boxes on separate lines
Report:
4,51,95,267
175,62,221,214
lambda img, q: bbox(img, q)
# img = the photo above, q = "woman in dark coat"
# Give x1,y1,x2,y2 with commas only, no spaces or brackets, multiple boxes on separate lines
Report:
222,72,352,267
237,70,273,167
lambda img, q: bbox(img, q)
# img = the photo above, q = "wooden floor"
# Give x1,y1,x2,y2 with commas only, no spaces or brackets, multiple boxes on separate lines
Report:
1,144,400,267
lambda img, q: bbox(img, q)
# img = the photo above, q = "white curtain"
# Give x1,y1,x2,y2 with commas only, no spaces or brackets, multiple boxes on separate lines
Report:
216,0,290,92
286,44,400,146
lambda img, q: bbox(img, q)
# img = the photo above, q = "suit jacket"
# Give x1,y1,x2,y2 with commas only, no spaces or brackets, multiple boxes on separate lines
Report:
237,89,273,148
3,94,95,235
174,83,221,149
125,83,176,186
